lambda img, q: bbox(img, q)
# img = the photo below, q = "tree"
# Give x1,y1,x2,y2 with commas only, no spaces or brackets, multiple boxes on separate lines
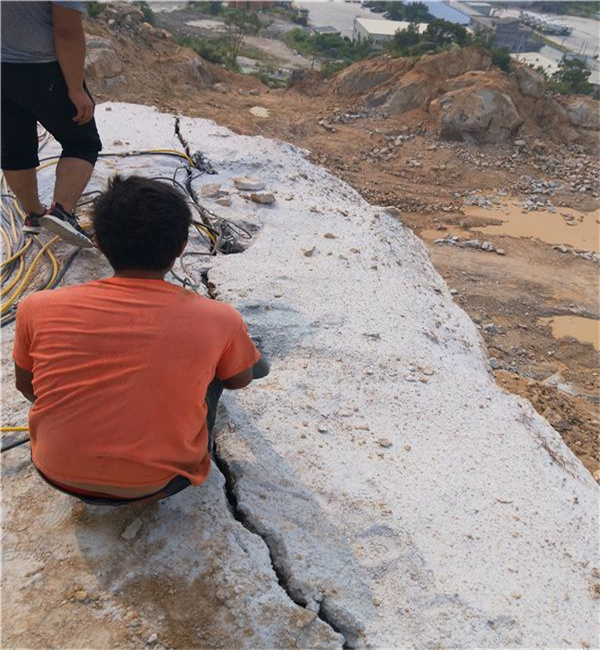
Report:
387,23,422,55
223,9,261,64
425,19,469,47
384,1,405,20
404,2,433,23
383,1,433,22
551,56,593,95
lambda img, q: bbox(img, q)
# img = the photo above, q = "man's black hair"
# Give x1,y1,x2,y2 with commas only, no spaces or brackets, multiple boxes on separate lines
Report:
93,175,192,271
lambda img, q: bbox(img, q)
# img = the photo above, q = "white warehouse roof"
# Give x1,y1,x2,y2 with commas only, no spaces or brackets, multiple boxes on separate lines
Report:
354,18,429,36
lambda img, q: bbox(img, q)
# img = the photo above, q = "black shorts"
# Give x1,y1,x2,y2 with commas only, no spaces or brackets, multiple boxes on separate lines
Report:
1,61,102,170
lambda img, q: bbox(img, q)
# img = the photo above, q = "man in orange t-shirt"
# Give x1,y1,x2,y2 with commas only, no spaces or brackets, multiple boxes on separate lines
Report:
13,175,267,505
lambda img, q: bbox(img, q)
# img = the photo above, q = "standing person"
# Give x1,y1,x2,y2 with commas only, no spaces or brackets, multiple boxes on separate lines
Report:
1,1,102,248
13,175,269,506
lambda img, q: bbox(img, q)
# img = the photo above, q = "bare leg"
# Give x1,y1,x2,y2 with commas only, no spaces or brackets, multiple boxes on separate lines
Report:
3,168,45,214
53,157,93,213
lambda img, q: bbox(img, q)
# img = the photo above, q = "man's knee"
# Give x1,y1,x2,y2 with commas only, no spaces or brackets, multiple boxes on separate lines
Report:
59,121,102,167
60,141,102,167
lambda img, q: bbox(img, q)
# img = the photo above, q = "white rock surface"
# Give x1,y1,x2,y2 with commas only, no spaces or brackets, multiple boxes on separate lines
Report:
1,103,598,648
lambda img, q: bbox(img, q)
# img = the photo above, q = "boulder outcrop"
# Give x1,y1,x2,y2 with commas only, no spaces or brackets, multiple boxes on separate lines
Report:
430,85,523,143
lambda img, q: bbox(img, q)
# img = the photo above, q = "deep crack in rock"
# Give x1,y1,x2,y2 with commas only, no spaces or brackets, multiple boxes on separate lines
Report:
177,116,358,647
212,444,358,648
174,116,191,159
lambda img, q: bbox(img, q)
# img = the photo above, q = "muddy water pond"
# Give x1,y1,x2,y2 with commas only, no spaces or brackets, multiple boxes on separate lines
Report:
468,202,600,253
540,316,600,351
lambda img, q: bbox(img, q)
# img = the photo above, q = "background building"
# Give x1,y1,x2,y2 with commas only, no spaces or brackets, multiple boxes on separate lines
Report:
470,15,542,52
353,18,428,50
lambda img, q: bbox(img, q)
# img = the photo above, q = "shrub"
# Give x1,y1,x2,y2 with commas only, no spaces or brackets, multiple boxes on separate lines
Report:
87,1,104,18
490,46,511,73
133,1,155,25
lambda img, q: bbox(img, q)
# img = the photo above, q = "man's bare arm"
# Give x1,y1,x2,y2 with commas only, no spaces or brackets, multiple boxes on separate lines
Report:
14,363,36,403
52,4,94,124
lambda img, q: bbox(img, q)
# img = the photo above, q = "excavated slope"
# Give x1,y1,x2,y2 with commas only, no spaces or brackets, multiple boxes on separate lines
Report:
2,103,598,649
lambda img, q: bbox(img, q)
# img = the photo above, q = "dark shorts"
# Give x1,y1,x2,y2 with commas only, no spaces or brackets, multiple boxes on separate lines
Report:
1,61,102,170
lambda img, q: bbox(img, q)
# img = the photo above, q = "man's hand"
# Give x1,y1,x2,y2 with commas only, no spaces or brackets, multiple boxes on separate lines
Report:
69,87,94,125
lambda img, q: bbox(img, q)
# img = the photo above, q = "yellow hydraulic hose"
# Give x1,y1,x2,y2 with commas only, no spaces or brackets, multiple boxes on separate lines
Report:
1,236,59,314
1,237,33,269
1,255,27,297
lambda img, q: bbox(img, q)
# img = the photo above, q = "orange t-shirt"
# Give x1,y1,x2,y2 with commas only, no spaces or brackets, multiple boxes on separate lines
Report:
12,278,259,488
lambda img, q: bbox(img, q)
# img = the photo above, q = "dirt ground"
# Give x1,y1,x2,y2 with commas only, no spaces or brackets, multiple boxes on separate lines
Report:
84,13,599,481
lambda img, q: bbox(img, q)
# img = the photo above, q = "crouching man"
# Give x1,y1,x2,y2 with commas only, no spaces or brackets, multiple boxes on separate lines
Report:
13,175,268,505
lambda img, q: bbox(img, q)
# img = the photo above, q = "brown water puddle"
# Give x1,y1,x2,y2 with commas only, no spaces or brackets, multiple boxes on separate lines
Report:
540,316,600,351
467,201,600,253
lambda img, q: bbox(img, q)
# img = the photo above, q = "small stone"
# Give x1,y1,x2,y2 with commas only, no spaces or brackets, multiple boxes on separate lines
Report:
403,444,412,452
201,183,220,198
495,248,506,256
147,633,158,645
373,598,382,607
511,592,522,600
74,590,88,602
250,192,276,205
121,517,143,540
450,289,458,296
303,247,316,257
323,232,336,239
489,358,501,370
215,196,232,207
233,176,265,191
317,426,328,433
377,438,393,448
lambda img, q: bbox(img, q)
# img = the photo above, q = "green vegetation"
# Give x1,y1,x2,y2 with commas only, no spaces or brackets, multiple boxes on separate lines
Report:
283,28,373,72
550,56,597,96
133,1,155,25
250,68,290,89
87,2,105,18
223,8,261,62
385,20,512,72
172,9,260,71
173,34,234,68
362,1,434,22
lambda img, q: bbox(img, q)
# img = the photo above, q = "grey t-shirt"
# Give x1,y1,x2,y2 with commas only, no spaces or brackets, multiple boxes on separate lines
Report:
1,1,86,64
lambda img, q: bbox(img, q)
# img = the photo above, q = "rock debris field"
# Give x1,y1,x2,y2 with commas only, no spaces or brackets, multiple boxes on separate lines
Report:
2,104,598,649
